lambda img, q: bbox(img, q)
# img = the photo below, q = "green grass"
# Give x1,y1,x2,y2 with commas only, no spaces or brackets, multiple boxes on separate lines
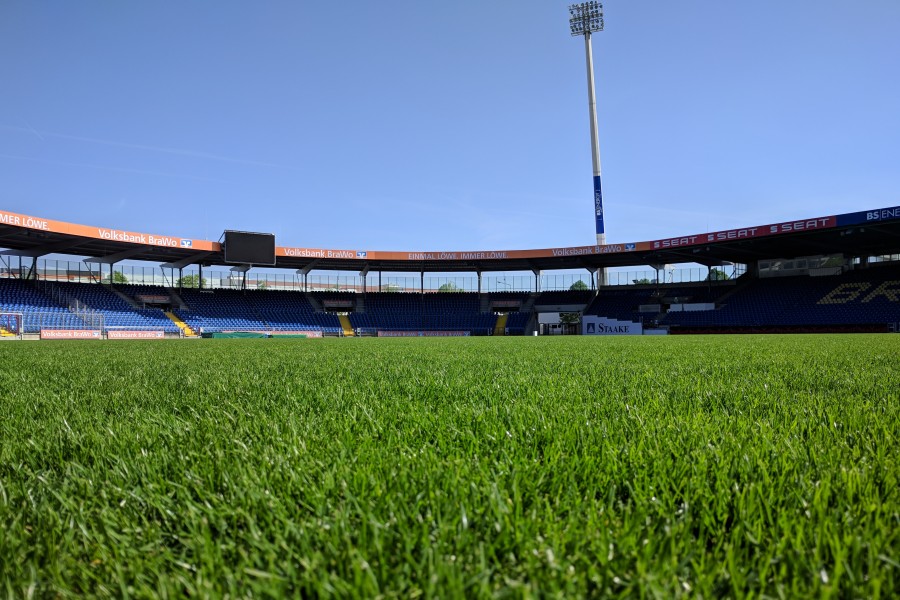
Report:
1,335,898,598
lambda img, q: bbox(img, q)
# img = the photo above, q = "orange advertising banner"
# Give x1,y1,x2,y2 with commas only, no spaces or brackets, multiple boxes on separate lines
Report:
0,210,218,252
276,241,652,262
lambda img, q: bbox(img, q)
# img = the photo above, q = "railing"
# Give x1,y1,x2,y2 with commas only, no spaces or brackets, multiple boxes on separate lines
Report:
35,280,104,328
1,258,755,293
13,311,105,334
8,255,899,292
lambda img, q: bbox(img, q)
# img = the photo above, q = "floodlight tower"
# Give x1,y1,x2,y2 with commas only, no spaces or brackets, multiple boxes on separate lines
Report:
569,1,606,247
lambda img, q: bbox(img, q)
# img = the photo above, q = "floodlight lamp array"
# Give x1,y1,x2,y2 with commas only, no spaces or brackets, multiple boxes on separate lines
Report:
569,1,604,36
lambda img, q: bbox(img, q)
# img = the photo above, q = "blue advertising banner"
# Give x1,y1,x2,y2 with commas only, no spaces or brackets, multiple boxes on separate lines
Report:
836,206,900,227
593,175,605,235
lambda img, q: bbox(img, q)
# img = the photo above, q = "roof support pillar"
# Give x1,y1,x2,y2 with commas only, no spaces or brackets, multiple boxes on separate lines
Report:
0,239,87,258
160,252,214,270
83,246,148,265
231,265,250,291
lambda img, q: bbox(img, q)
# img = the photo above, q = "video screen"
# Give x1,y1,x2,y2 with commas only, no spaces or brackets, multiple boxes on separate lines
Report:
224,230,276,265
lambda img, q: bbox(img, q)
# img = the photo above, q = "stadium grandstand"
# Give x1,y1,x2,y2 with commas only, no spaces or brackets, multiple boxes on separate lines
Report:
1,205,899,339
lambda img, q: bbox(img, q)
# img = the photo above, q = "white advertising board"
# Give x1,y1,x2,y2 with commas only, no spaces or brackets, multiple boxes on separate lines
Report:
582,316,643,336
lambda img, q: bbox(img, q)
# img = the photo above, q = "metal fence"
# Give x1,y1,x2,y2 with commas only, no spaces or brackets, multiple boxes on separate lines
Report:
14,311,104,335
2,258,748,293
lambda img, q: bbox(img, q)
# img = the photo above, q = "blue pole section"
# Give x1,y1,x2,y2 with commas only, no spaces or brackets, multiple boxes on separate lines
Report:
594,174,605,236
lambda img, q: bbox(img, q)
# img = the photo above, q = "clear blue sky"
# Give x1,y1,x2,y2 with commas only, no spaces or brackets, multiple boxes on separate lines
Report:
1,1,898,254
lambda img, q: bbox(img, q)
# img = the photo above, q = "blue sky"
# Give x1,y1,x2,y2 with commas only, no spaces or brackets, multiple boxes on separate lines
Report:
1,0,898,254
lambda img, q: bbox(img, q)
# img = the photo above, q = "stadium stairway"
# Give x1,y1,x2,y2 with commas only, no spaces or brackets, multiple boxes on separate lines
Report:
494,313,508,336
522,293,538,313
165,311,197,336
167,288,188,310
479,294,491,313
107,285,143,309
305,293,324,312
338,314,355,337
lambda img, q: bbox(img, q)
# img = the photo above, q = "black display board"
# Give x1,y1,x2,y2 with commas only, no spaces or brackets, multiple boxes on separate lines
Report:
224,230,276,265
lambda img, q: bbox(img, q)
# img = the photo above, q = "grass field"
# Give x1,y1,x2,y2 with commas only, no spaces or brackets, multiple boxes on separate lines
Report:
1,335,898,597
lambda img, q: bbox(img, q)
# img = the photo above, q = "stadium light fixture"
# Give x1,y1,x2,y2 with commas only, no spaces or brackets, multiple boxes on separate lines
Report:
568,2,606,255
569,1,604,37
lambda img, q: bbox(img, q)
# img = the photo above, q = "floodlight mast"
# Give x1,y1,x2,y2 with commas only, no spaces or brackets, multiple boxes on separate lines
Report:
569,2,606,249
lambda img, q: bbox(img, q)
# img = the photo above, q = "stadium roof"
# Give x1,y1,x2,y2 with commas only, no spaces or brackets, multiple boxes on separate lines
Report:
1,206,899,273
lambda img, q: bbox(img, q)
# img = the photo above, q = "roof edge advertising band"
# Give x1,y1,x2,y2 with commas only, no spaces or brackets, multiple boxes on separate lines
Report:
0,209,217,252
4,207,900,265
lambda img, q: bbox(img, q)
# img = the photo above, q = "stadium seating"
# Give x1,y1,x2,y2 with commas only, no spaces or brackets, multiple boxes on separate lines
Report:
116,285,175,305
504,312,532,335
534,290,594,306
350,292,497,335
487,291,531,304
0,279,87,333
583,287,659,323
172,289,342,334
584,284,728,325
44,282,179,333
243,290,342,334
3,265,898,336
174,289,269,333
661,267,900,330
